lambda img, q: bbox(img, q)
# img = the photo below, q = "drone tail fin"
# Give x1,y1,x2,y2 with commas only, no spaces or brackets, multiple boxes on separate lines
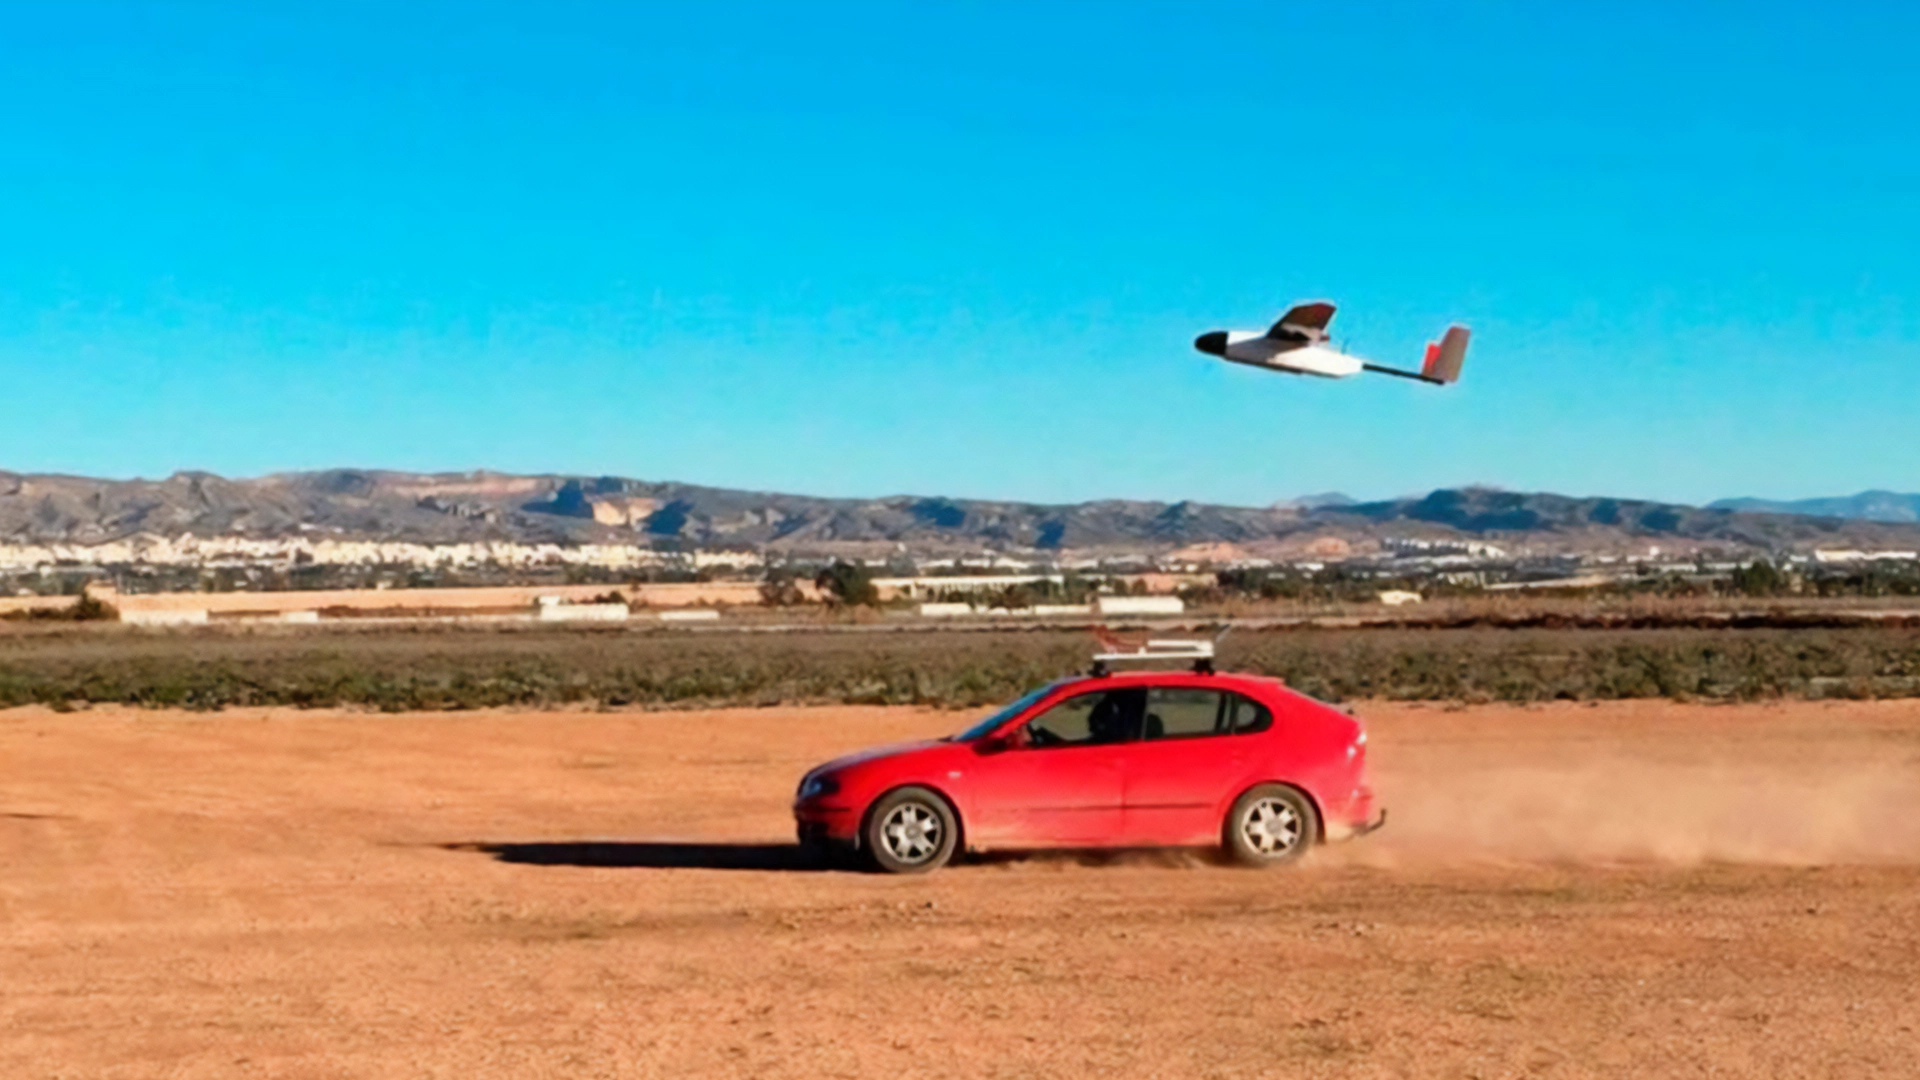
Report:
1421,326,1470,384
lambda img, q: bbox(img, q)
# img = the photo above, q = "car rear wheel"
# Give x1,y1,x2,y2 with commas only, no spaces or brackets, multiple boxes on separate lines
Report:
864,786,959,874
1224,784,1319,867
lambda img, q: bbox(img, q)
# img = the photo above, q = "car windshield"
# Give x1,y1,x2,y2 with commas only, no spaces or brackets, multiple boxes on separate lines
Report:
950,684,1057,742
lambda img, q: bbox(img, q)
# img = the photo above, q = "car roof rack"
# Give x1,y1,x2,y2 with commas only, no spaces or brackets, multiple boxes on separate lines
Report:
1090,638,1215,677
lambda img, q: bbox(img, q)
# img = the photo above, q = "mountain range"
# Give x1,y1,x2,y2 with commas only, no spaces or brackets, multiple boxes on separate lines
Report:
1708,491,1920,524
3,470,1919,561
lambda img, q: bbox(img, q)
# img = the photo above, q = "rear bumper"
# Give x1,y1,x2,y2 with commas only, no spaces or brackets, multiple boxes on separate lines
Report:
1323,785,1382,842
1351,808,1387,837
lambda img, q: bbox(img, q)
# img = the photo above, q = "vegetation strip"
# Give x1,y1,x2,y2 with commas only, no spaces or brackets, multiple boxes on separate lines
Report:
2,626,1919,711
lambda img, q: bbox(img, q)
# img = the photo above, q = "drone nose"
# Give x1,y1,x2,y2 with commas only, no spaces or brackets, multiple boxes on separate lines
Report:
1194,331,1227,356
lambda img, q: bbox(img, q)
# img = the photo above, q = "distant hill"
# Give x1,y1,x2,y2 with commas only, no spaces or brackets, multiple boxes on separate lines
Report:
5,469,1920,559
1708,491,1920,524
1273,492,1355,511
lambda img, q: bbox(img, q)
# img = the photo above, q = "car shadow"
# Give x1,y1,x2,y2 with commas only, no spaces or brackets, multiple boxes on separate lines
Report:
968,847,1225,869
442,841,840,872
443,841,1230,873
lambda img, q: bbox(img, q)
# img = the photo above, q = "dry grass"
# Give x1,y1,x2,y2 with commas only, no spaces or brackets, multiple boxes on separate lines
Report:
2,622,1918,710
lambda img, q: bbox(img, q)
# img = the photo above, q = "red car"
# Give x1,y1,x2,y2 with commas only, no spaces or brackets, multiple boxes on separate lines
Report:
794,667,1381,873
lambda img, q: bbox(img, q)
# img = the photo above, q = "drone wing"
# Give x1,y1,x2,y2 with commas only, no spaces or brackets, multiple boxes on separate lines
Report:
1267,301,1336,344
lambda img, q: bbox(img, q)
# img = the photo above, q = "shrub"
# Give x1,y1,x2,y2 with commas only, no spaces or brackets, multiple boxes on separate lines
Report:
814,561,879,607
758,571,807,607
1,593,118,623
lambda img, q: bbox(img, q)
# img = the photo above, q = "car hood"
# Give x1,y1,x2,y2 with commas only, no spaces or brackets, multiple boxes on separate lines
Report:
809,739,948,777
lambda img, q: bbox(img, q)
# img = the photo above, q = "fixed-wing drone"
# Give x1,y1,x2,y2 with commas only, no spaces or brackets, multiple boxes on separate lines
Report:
1195,301,1469,384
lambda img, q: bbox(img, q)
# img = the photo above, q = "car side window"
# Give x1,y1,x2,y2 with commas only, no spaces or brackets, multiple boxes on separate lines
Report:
1227,693,1273,734
1143,688,1227,740
1023,689,1144,748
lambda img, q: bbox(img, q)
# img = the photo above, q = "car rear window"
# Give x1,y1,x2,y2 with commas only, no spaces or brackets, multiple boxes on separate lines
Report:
1228,694,1273,734
1141,688,1271,739
1144,688,1225,739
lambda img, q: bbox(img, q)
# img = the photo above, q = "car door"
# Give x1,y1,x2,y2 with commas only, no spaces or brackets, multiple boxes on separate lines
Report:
962,687,1141,848
1120,687,1269,845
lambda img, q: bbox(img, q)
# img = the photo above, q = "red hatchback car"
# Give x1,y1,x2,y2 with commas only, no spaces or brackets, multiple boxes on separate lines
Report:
794,667,1381,873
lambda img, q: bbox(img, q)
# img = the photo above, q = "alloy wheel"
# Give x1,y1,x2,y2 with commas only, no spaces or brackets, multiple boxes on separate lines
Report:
1240,797,1302,857
879,802,944,865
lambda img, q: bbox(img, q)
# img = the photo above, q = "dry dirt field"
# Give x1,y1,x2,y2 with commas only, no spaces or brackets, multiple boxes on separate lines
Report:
4,699,1919,1078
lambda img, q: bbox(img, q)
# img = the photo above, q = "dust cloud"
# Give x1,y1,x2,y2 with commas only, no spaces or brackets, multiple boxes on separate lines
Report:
1335,758,1920,866
1330,701,1920,867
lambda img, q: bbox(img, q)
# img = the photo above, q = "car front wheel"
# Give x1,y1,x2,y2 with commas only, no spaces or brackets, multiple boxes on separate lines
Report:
864,786,959,874
1224,784,1319,867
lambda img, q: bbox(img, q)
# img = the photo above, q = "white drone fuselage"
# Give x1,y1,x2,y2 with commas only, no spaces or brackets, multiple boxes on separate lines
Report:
1195,301,1469,386
1217,333,1363,379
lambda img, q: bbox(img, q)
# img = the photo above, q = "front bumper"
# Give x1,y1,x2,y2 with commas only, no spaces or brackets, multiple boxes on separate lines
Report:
793,803,859,847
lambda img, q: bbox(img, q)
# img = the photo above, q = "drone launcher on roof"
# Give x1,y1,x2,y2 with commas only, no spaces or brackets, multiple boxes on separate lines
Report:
1090,627,1217,675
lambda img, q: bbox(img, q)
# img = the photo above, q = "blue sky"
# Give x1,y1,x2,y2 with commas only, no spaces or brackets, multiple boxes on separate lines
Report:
3,2,1916,507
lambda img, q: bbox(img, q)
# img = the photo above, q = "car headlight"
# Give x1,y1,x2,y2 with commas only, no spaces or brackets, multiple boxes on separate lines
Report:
798,774,841,801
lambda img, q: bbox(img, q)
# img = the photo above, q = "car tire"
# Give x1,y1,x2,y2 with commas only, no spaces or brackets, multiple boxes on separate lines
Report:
863,786,960,875
1223,784,1319,867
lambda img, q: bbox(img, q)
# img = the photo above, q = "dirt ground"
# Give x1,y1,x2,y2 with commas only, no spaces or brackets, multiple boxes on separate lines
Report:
4,699,1919,1078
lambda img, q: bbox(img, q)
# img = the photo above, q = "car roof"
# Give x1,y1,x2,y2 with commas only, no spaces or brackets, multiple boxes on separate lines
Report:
997,670,1350,734
1049,669,1351,716
1055,669,1289,692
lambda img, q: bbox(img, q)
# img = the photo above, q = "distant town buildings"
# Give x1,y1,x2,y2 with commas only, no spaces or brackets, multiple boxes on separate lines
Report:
0,534,764,574
1811,550,1919,564
4,527,1918,607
